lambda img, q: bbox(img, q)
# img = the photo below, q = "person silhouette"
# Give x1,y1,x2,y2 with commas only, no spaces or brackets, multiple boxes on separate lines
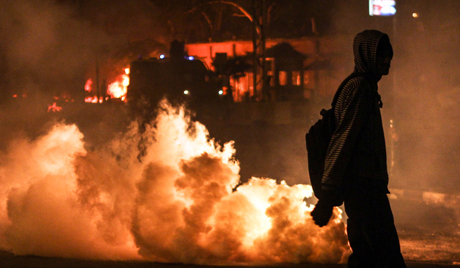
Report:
311,30,406,268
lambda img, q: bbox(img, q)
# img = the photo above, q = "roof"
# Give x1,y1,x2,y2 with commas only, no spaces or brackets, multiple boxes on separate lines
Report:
265,42,307,60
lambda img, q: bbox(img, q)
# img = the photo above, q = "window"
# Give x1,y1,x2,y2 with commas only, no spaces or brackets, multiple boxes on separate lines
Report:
292,71,301,86
279,71,287,86
303,70,315,89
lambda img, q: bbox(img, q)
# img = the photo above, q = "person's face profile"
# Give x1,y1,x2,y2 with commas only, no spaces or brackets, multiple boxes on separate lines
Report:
376,49,392,76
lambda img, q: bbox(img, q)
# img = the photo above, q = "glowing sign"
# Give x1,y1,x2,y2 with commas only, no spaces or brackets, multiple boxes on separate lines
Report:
369,0,396,16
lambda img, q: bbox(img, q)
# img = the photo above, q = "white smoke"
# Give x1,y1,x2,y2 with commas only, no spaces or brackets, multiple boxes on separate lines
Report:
0,101,350,264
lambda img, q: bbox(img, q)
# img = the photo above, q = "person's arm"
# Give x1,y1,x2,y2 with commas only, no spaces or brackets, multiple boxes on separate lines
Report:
322,78,371,193
311,78,371,227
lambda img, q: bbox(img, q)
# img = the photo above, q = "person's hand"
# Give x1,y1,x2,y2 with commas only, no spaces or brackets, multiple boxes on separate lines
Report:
310,199,334,227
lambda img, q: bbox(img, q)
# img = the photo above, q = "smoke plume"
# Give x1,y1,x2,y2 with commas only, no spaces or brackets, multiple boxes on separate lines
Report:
0,101,349,264
0,0,167,107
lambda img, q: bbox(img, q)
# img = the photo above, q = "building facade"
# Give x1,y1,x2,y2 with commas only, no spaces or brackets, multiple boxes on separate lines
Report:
185,35,353,105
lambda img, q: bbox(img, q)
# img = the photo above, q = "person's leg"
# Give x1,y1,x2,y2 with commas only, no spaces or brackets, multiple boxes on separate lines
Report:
345,194,377,268
345,192,406,268
374,194,406,268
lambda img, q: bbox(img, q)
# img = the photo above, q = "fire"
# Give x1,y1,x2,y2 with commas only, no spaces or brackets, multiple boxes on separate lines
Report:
12,94,27,98
107,68,129,101
84,78,103,103
84,67,129,103
47,102,62,112
84,96,102,103
0,100,349,264
85,79,93,92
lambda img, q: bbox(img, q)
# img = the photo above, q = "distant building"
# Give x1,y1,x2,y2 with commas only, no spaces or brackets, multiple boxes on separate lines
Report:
185,36,353,104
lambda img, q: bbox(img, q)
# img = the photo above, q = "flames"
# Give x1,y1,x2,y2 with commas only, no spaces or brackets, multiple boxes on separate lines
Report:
0,100,350,264
47,102,62,112
84,79,101,103
107,68,129,100
85,68,129,103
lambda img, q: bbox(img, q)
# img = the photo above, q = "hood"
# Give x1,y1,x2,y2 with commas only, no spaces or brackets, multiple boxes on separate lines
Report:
353,30,392,78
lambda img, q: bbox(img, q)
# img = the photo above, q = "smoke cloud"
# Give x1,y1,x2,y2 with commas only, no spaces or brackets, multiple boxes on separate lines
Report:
0,0,167,106
0,101,350,264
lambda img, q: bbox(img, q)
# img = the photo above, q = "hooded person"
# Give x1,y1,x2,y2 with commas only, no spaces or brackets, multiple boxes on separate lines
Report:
310,30,406,267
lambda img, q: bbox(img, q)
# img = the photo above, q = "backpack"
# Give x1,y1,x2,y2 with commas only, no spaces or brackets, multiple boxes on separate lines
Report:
305,74,362,199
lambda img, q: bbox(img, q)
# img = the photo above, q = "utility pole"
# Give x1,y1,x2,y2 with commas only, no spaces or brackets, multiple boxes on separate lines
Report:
252,0,267,101
96,58,100,103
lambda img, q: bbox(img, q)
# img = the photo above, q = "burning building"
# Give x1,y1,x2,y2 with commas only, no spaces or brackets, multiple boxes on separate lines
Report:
185,36,351,105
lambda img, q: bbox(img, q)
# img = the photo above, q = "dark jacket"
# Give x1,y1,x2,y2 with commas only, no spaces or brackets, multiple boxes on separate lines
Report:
322,30,390,194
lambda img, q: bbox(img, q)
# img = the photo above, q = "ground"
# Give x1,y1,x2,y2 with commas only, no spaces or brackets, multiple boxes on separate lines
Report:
1,232,460,268
0,251,459,268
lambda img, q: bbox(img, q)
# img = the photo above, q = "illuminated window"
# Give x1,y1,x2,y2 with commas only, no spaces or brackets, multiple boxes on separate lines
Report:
303,70,315,89
231,76,250,102
279,71,287,86
292,71,301,86
247,73,253,93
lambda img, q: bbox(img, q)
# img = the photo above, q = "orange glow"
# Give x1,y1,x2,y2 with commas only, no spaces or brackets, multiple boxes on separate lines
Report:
12,94,28,98
85,79,93,92
47,102,63,112
85,67,129,103
107,68,129,101
0,100,349,264
84,96,102,103
84,79,99,103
